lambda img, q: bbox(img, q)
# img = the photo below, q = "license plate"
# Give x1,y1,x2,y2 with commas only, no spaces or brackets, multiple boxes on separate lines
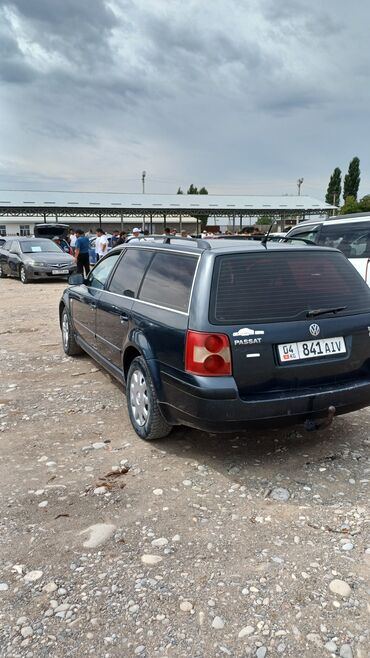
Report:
52,269,69,275
278,336,346,363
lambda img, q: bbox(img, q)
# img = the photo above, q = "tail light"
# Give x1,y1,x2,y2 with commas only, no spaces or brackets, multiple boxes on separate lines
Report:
185,330,232,376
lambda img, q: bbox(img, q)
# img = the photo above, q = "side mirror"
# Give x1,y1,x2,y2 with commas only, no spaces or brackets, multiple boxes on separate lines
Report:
68,273,84,285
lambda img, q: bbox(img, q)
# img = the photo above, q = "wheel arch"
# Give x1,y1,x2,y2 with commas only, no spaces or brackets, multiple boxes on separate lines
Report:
123,334,162,397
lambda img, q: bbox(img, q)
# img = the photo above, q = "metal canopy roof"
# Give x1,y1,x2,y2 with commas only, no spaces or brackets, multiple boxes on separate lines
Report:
0,190,334,217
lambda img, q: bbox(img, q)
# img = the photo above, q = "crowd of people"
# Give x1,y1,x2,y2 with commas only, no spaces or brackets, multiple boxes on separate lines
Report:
57,225,266,278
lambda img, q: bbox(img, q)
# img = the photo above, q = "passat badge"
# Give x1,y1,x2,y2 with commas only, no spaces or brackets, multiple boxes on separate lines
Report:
233,327,264,346
309,323,320,337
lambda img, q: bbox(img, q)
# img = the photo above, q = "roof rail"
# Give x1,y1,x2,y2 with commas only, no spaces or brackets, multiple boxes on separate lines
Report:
126,235,212,250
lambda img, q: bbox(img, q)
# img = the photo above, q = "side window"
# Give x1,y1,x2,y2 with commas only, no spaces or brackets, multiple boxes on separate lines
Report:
318,223,370,258
9,241,20,254
139,253,198,312
87,253,120,290
108,249,153,297
288,226,319,242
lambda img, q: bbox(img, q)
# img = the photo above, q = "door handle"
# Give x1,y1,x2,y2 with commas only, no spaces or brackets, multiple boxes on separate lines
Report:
120,313,129,323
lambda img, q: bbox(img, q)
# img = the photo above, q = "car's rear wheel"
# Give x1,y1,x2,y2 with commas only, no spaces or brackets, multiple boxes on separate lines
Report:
126,356,172,440
61,308,83,356
20,265,29,284
0,264,7,278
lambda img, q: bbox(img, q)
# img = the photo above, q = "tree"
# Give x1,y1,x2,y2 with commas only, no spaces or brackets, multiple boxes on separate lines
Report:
256,215,272,225
177,187,183,194
185,184,209,230
358,195,370,212
325,167,341,206
340,195,360,215
343,157,360,201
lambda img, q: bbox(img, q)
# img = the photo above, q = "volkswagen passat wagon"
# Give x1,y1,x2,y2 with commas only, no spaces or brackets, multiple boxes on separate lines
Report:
59,237,370,440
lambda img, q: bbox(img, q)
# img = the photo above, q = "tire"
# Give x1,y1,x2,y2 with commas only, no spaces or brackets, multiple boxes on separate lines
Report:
0,264,7,278
126,356,172,440
19,265,29,284
61,307,83,356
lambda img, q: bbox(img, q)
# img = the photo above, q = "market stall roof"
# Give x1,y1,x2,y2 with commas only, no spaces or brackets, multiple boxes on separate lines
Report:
0,190,335,217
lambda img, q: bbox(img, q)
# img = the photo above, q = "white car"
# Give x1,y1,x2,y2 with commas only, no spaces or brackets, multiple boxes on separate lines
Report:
285,213,370,286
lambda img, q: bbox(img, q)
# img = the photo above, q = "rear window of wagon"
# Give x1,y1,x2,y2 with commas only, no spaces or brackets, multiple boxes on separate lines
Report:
210,251,370,324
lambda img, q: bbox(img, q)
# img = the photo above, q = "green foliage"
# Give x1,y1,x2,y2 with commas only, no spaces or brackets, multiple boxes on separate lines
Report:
358,195,370,212
340,195,360,215
184,184,209,229
256,215,272,225
177,187,184,194
343,157,360,200
325,167,341,206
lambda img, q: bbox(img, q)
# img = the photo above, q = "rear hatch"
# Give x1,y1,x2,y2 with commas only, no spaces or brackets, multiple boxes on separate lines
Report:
34,223,69,239
209,249,370,398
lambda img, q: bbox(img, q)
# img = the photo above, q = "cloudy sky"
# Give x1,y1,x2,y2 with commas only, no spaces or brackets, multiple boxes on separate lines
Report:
0,0,369,200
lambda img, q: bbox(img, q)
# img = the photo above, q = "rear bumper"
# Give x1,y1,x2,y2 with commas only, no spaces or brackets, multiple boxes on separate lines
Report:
159,370,370,431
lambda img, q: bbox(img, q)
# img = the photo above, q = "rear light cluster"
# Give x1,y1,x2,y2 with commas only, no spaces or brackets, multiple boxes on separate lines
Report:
185,331,232,376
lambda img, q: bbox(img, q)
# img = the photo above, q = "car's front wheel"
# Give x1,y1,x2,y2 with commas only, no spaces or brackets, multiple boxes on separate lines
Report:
0,264,7,278
126,356,172,440
61,308,83,356
19,265,29,284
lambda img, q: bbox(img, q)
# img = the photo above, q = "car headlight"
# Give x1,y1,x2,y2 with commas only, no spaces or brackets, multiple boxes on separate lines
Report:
28,260,43,266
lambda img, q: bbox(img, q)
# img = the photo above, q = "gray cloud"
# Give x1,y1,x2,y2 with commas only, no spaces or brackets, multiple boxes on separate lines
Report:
0,0,369,198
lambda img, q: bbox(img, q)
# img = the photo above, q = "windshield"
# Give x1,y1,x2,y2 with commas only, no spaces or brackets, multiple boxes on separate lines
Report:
20,240,63,254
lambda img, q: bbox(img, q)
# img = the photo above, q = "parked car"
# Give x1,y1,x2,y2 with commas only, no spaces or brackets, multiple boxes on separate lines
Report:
285,214,370,285
59,237,370,440
0,237,76,283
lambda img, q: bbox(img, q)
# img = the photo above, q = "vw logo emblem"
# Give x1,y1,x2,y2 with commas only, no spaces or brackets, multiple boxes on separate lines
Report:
309,323,320,337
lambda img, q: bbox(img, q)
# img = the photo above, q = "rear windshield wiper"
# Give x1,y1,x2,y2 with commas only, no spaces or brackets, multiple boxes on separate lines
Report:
306,306,347,318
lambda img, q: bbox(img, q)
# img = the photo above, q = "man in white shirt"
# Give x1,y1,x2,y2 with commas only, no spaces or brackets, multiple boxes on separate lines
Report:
69,229,77,253
95,228,108,260
128,227,141,244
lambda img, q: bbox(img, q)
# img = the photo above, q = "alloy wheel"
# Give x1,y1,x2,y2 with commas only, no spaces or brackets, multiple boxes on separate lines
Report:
129,368,149,427
62,312,69,350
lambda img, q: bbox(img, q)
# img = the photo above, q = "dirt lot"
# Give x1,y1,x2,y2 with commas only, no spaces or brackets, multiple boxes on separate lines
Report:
0,277,369,658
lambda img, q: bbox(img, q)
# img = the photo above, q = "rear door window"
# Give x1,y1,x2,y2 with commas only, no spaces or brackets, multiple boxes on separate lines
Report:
108,248,153,297
139,252,198,312
210,251,370,324
318,222,370,257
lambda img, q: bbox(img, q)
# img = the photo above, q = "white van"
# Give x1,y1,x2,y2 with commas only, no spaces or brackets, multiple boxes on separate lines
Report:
285,212,370,285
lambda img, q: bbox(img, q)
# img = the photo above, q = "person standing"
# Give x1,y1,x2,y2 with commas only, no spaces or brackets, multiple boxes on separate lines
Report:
69,229,77,254
128,227,141,244
117,231,127,245
111,229,120,247
95,228,108,261
74,229,90,277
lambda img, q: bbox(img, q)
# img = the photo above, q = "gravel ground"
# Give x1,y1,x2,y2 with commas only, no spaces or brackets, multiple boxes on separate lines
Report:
0,278,369,658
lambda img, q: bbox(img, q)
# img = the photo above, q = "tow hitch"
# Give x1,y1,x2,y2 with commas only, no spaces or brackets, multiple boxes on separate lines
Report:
304,405,336,432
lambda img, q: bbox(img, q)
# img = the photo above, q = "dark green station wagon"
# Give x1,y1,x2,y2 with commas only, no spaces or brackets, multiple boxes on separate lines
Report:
59,237,370,440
